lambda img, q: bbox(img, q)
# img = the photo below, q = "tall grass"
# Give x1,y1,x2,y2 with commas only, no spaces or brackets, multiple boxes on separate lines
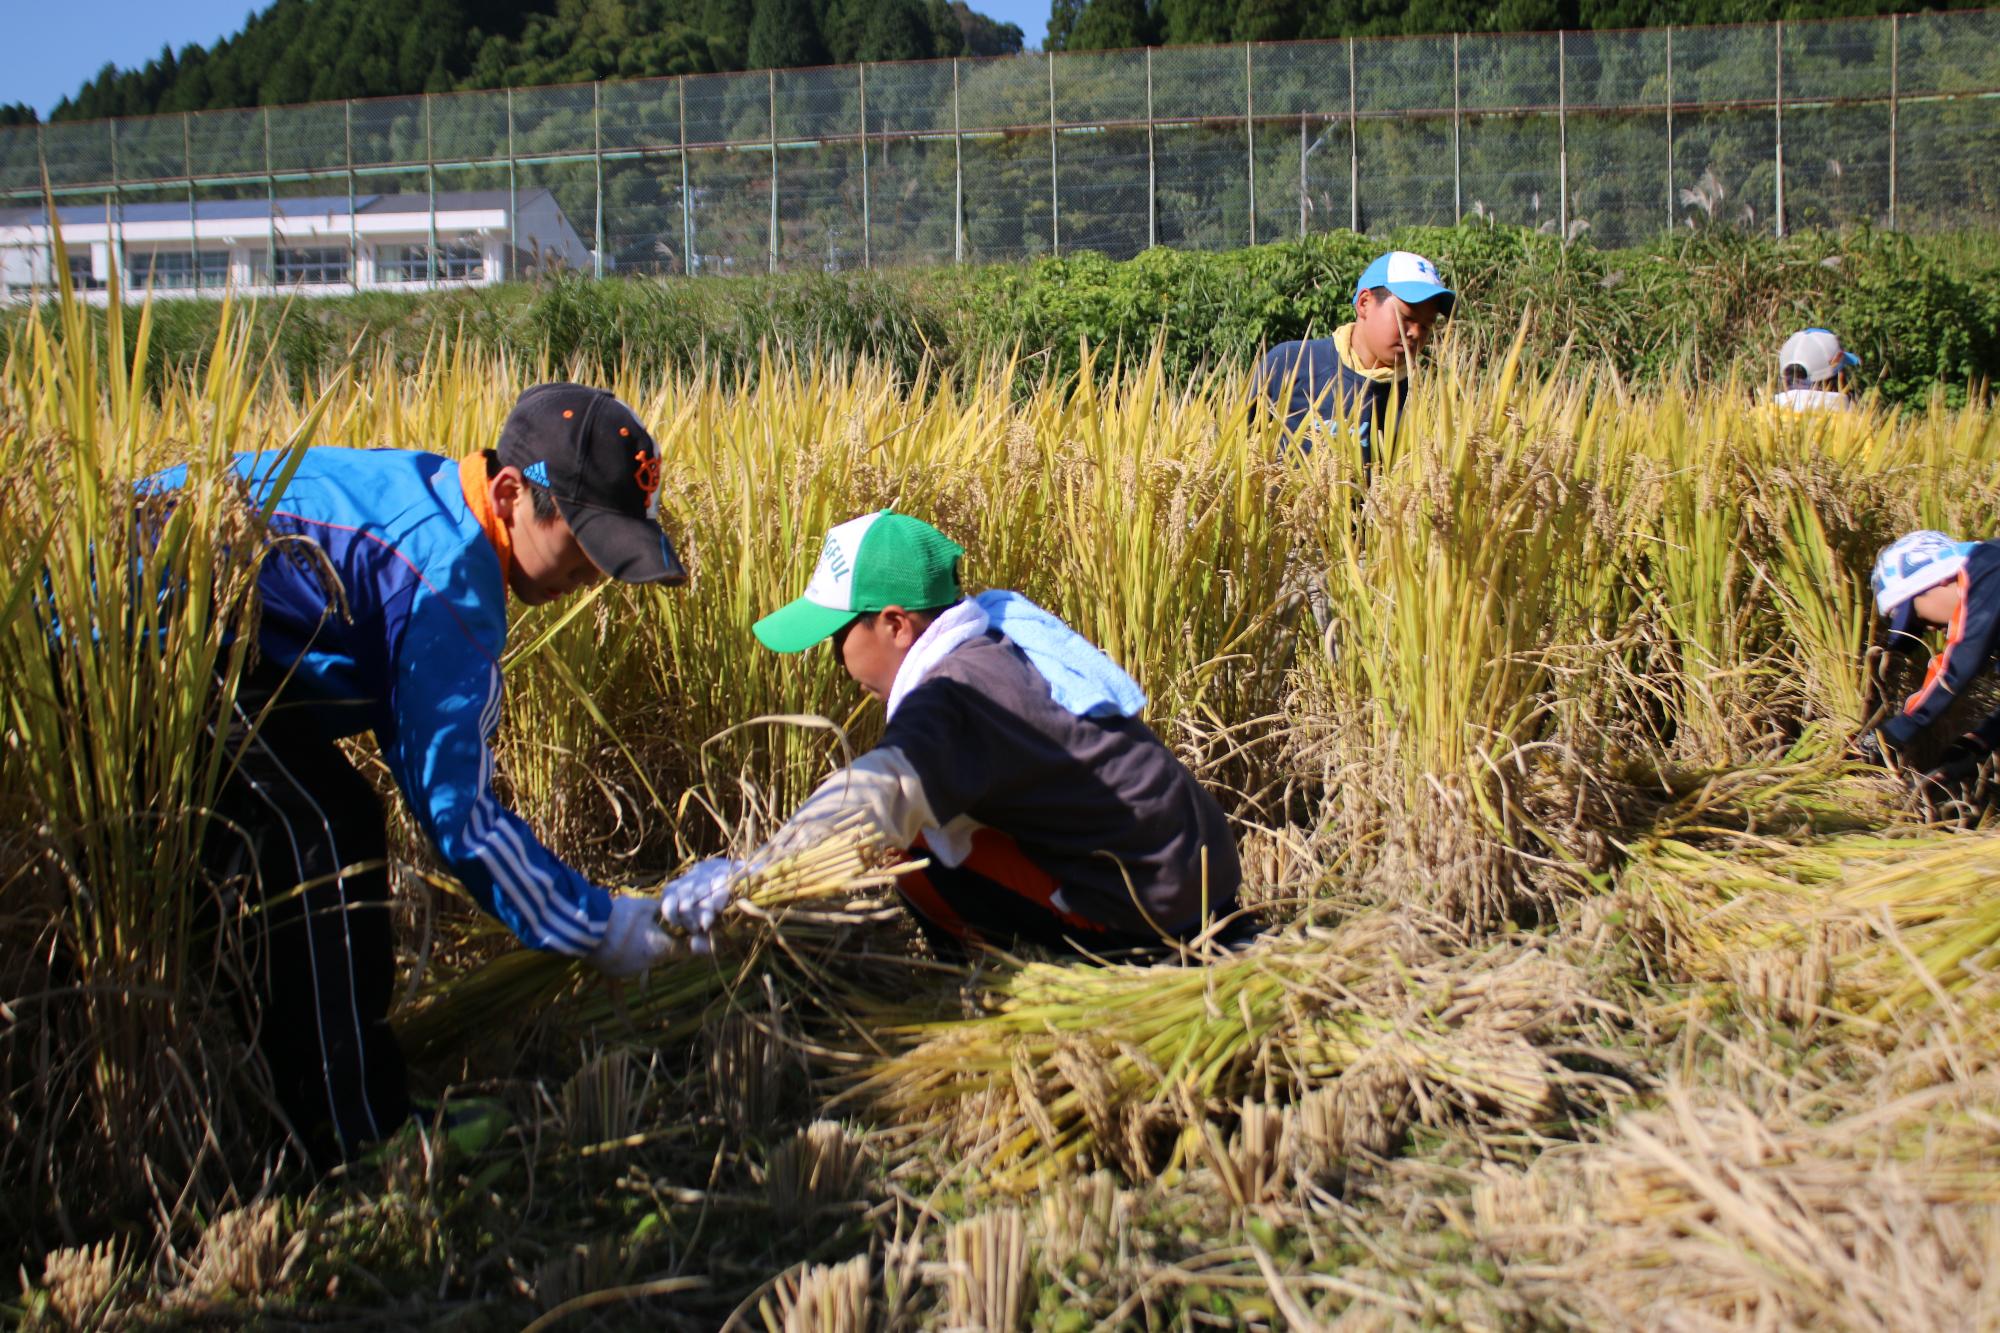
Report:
0,269,330,1244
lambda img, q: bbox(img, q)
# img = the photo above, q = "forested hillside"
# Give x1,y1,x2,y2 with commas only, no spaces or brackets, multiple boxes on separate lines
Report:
1046,0,1989,52
43,0,1024,122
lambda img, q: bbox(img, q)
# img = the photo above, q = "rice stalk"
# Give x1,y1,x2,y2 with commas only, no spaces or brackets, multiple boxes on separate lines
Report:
758,1253,873,1333
1295,324,1608,923
1472,1086,2000,1331
0,267,320,1243
764,1120,870,1216
941,1207,1029,1332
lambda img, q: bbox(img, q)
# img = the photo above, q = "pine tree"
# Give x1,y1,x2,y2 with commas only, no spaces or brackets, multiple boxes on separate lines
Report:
702,0,757,67
1044,0,1085,51
748,0,829,69
857,0,937,62
1064,0,1158,51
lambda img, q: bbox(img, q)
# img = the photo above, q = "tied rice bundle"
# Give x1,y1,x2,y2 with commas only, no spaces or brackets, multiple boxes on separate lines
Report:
856,914,1592,1191
394,816,921,1060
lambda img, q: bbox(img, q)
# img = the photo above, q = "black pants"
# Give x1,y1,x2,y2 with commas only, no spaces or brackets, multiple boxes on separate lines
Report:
204,669,409,1163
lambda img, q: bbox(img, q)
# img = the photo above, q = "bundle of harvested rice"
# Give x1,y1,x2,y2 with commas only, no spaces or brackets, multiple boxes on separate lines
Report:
394,818,925,1061
1652,831,2000,1034
856,914,1599,1190
1472,1084,2000,1331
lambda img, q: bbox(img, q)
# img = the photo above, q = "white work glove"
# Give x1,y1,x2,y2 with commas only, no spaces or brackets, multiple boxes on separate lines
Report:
589,894,679,980
660,857,743,941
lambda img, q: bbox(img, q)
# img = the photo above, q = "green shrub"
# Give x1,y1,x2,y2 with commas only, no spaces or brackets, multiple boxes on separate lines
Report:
7,225,1995,404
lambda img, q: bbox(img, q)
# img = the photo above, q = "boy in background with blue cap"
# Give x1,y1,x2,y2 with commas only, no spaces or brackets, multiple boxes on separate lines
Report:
1864,529,2000,794
1259,249,1456,468
661,511,1242,957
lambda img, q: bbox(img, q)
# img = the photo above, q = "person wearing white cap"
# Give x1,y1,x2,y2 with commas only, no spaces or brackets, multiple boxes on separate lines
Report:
1772,327,1861,412
1259,249,1456,470
1865,528,2000,793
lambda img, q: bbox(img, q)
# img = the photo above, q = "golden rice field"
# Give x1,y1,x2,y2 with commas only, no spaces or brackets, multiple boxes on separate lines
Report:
8,284,2000,1330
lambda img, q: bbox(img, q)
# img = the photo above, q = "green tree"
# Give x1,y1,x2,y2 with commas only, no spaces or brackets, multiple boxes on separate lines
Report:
1045,0,1085,50
858,0,938,62
702,0,756,67
1155,0,1231,44
1065,0,1158,50
748,0,828,68
949,0,1025,55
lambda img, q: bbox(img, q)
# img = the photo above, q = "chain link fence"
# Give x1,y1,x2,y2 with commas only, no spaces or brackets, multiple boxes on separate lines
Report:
4,10,1998,291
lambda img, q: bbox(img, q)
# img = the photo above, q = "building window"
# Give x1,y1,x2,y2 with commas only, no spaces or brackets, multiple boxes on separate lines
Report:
66,252,102,291
127,249,231,290
376,241,485,283
274,247,350,286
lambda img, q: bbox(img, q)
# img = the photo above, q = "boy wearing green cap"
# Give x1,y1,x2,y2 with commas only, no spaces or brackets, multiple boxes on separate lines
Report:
662,511,1243,955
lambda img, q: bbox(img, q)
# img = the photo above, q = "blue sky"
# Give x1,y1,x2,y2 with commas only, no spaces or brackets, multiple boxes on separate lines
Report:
0,0,1053,117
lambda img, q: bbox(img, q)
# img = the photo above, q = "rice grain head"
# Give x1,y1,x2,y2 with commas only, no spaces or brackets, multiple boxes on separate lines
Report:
39,1238,124,1329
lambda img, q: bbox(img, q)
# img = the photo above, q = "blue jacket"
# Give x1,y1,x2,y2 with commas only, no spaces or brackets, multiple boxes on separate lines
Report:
1881,540,2000,757
151,448,610,955
1258,335,1403,466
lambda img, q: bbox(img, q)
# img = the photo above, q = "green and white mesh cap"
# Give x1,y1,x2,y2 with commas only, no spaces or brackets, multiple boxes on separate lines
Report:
752,510,966,653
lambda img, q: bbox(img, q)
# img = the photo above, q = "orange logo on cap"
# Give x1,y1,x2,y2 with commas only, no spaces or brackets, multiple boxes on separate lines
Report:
633,451,661,496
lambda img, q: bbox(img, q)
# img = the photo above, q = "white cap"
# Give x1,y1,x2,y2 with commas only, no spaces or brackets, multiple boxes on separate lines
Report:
1779,328,1860,385
1872,529,1971,634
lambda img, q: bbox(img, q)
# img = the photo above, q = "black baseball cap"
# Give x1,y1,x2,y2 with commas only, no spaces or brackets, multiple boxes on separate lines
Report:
496,383,687,586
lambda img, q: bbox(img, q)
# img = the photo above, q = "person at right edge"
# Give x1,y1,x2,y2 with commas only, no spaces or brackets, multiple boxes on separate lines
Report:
1863,529,2000,800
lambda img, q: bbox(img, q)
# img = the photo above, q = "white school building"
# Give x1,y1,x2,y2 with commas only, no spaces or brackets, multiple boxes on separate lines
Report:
0,189,592,302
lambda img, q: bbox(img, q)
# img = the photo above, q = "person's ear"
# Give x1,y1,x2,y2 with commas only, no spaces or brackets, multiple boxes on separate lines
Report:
490,465,524,526
881,606,919,648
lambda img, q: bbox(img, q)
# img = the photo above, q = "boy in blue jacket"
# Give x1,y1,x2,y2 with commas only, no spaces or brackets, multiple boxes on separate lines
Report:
1259,250,1455,468
163,384,688,1163
1867,529,2000,794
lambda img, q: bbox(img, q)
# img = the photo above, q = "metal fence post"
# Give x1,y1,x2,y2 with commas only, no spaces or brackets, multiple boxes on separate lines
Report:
1047,52,1059,256
109,118,124,291
1773,20,1785,239
679,79,694,275
346,100,359,293
1453,32,1462,224
953,58,964,264
184,113,197,290
1889,14,1900,231
767,70,778,275
425,96,438,288
1146,47,1157,251
263,107,275,292
1245,43,1256,247
593,81,606,278
1299,111,1307,238
506,87,517,281
1558,29,1568,238
858,63,871,268
1665,27,1675,232
1347,37,1359,232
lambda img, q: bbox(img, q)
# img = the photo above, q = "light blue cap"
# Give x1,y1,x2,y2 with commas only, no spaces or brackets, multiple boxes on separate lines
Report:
1353,250,1456,315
